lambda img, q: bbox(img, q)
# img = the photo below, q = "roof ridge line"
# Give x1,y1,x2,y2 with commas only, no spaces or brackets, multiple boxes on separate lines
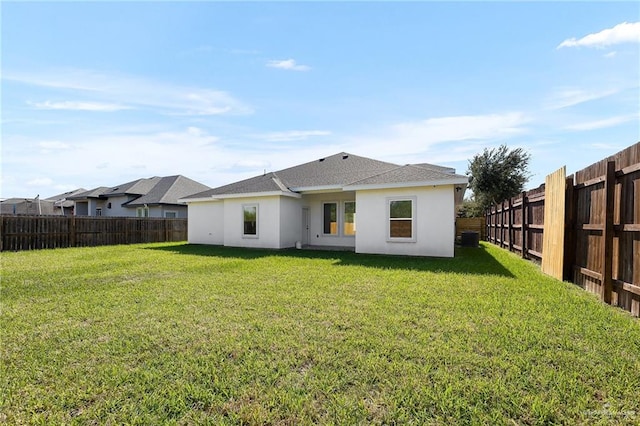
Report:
344,164,405,186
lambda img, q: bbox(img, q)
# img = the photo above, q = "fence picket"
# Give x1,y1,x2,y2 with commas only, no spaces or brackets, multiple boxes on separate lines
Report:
0,216,188,252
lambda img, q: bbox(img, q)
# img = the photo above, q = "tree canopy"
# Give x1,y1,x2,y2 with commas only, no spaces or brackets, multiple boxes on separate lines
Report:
466,145,531,212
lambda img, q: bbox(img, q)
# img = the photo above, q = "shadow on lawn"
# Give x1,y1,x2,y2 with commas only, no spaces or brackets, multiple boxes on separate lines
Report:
147,243,515,277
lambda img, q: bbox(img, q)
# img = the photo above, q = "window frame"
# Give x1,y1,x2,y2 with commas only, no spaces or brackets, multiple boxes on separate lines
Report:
136,206,149,217
322,201,339,236
242,203,259,238
343,201,356,236
164,211,177,218
387,196,416,242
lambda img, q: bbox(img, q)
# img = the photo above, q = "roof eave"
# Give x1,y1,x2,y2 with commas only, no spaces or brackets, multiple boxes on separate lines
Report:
181,191,301,203
288,185,344,193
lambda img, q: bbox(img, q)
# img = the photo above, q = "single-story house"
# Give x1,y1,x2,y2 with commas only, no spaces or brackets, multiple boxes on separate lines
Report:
181,153,468,257
69,175,210,218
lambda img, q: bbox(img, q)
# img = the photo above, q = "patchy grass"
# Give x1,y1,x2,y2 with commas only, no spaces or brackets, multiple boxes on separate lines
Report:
1,242,639,425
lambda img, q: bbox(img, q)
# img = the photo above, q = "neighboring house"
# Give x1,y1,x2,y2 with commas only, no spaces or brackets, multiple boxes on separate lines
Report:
45,188,87,216
0,197,56,215
69,175,210,218
181,152,468,257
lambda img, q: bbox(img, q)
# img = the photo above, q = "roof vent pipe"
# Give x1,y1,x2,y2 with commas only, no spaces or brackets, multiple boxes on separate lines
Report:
342,155,349,159
319,158,325,162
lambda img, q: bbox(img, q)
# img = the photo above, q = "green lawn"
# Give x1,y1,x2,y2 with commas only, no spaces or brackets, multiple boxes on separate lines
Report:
1,242,639,425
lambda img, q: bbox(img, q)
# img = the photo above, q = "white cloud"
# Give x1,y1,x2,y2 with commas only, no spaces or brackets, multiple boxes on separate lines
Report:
342,112,530,164
27,178,53,187
5,69,252,116
545,88,619,110
257,130,331,142
391,113,527,143
38,141,72,151
604,51,617,58
234,160,271,169
28,100,131,112
564,114,639,131
266,59,311,71
558,21,640,49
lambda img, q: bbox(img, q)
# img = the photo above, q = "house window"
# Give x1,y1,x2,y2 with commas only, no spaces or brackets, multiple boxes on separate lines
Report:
96,208,102,216
323,202,338,235
388,198,415,240
344,201,356,236
137,207,149,217
243,204,258,237
164,211,177,218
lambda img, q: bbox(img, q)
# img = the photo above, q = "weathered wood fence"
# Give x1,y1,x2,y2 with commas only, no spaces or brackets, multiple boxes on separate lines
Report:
0,216,188,251
455,217,486,240
486,142,640,317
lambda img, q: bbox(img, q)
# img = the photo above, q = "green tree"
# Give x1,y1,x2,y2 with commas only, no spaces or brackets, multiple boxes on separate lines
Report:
466,144,531,212
457,198,484,218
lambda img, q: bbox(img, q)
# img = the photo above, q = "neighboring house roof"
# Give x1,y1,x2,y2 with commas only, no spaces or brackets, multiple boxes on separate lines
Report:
0,198,57,215
68,187,111,200
124,175,211,206
101,177,163,197
45,188,87,208
67,176,211,207
184,152,468,201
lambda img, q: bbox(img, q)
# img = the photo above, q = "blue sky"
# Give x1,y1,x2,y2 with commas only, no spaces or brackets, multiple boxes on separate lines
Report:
2,2,639,198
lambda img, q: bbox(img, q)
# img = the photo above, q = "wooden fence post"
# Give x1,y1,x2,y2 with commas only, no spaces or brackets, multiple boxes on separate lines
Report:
521,191,527,259
508,197,513,252
500,201,505,248
601,161,615,304
70,216,76,247
563,175,576,281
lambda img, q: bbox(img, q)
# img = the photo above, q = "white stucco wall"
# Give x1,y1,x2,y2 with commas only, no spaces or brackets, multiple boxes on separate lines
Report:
102,196,131,217
279,196,302,248
355,185,456,257
302,192,357,247
223,196,283,249
187,201,224,245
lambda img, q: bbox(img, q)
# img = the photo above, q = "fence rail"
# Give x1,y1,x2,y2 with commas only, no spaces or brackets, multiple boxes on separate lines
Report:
0,216,188,251
455,217,486,240
486,142,640,317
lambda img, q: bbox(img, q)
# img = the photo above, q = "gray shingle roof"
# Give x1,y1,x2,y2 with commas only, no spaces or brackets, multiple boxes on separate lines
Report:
186,173,295,198
184,152,466,199
102,177,163,196
125,175,211,206
68,187,111,199
276,152,398,188
45,188,87,207
346,165,468,186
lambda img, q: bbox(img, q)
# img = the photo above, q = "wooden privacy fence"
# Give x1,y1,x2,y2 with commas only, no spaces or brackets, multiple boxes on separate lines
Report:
455,217,486,240
0,216,188,251
486,142,640,317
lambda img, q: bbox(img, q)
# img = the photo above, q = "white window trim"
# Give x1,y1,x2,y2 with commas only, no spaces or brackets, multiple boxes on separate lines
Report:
136,206,149,218
343,201,356,238
386,196,417,243
322,201,340,237
164,211,178,218
242,203,259,239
